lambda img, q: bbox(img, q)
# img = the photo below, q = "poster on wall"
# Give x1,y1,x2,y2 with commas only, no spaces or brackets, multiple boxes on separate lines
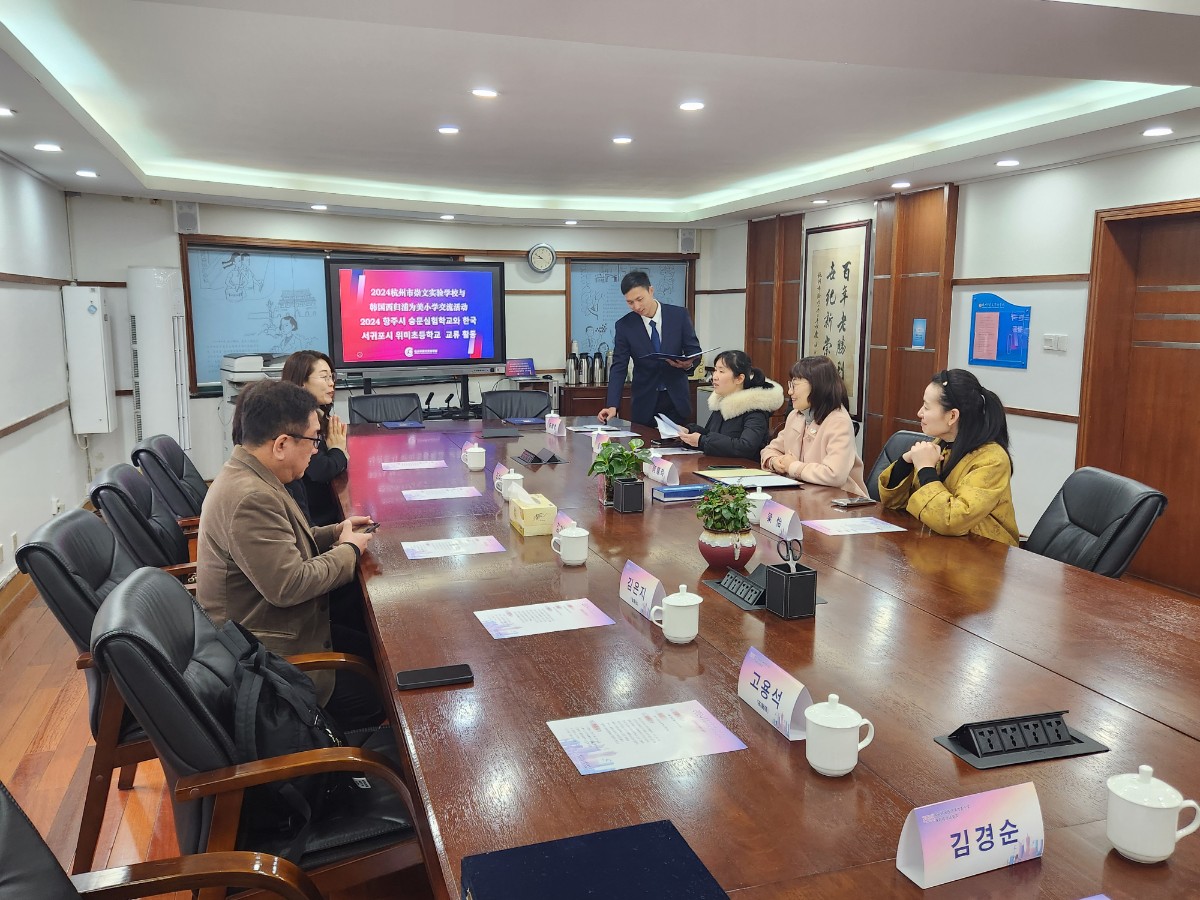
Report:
968,292,1031,369
803,221,871,418
568,261,689,357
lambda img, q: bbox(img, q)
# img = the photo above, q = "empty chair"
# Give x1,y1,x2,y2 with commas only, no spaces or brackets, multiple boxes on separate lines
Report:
348,392,423,424
90,567,424,891
0,777,322,899
866,429,931,501
481,389,552,420
88,464,190,572
1024,466,1167,578
130,433,207,520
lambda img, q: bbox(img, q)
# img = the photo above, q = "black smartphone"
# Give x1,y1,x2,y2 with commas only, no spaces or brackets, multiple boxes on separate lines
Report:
395,664,474,691
831,497,877,508
354,521,380,533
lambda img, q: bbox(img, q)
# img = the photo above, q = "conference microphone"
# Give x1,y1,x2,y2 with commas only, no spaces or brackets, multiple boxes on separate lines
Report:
445,393,454,409
425,392,434,409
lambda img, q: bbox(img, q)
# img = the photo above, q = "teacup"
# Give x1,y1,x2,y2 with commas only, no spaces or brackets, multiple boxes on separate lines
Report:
804,693,873,777
494,471,524,500
650,584,702,644
551,526,589,566
464,445,486,471
747,489,771,525
1107,765,1199,863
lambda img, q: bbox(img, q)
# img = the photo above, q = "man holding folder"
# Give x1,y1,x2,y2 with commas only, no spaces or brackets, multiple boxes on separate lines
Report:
597,270,702,427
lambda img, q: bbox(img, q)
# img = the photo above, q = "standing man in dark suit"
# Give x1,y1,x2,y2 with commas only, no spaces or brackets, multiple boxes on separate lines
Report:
598,271,702,427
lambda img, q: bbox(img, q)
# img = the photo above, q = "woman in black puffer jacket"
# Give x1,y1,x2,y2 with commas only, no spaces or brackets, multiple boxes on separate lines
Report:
678,350,784,460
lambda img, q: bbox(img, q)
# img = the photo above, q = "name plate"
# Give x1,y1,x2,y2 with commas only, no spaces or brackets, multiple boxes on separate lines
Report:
736,647,812,741
758,500,804,540
591,430,612,454
554,511,577,534
545,414,566,436
459,441,479,464
897,782,1044,889
619,559,665,621
642,455,680,486
492,462,510,490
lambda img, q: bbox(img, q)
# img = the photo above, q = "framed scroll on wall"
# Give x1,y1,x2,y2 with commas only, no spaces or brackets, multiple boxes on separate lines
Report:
802,221,871,419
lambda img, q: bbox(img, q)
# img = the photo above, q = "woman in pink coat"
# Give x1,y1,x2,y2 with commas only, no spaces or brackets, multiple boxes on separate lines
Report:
761,356,868,497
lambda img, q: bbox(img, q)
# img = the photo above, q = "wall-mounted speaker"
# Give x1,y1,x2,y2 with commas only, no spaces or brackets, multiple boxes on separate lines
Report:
173,200,200,234
678,228,697,254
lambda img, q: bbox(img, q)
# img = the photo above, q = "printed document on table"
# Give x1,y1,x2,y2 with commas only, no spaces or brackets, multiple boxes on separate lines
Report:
382,460,448,471
800,517,907,536
401,486,482,501
475,599,614,640
401,535,505,560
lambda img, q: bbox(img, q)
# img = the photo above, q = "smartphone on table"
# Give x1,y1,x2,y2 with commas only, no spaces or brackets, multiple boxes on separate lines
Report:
395,664,474,690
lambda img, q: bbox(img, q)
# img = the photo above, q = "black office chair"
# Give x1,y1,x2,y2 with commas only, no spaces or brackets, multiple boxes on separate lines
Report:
866,429,931,501
15,510,157,874
131,433,207,520
348,393,424,424
0,777,322,900
90,567,424,893
481,389,552,420
88,464,192,575
1024,466,1167,578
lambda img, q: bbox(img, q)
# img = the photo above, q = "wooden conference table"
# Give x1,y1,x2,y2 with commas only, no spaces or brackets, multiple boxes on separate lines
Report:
334,419,1200,900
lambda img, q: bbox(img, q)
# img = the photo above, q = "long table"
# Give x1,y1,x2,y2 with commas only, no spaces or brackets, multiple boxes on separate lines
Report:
336,420,1200,899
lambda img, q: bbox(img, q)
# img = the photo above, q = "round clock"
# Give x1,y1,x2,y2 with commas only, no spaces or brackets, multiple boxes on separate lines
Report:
527,242,557,273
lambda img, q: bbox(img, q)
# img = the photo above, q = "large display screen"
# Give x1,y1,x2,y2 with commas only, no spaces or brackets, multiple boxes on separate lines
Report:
327,260,505,370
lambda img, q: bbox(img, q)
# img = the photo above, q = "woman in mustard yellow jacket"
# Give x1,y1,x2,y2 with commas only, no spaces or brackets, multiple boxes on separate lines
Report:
878,369,1018,545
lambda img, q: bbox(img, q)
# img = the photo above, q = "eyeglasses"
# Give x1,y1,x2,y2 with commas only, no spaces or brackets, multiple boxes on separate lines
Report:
286,433,321,447
311,373,335,383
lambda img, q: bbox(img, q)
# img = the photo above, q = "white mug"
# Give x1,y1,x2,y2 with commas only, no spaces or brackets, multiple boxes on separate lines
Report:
650,584,703,644
747,489,771,525
551,526,589,566
1107,765,1200,863
494,471,524,500
464,446,486,471
804,693,874,777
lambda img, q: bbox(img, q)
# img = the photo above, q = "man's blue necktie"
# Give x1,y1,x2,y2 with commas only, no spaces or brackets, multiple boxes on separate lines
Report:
649,319,661,353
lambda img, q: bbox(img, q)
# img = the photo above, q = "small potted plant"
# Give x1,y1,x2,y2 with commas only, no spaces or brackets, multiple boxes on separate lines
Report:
695,483,757,569
587,438,652,508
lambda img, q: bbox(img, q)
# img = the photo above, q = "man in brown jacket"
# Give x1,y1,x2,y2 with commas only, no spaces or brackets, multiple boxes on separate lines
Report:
198,379,377,724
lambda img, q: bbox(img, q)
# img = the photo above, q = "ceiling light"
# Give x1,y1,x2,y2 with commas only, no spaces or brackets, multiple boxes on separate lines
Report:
1142,126,1173,137
564,220,577,225
812,199,829,205
891,181,911,189
440,214,455,220
995,159,1020,167
439,126,460,135
472,88,498,98
679,101,704,111
612,136,632,144
75,169,98,178
0,108,14,116
310,204,327,210
34,142,61,152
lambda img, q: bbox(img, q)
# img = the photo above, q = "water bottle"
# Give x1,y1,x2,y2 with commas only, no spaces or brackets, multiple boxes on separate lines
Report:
594,351,606,384
566,352,578,385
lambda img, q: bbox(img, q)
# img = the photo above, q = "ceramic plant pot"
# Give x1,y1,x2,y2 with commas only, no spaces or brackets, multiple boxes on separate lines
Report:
698,529,756,570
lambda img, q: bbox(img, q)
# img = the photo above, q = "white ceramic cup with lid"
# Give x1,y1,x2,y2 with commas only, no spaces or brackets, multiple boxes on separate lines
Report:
1107,765,1199,863
551,526,589,566
494,471,524,500
464,445,486,471
650,584,703,644
804,693,874,777
746,489,771,525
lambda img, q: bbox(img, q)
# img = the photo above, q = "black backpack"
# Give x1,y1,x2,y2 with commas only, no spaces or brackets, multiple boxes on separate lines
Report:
216,620,348,861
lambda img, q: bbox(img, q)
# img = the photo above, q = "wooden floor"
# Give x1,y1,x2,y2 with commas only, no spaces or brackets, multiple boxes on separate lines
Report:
0,580,435,900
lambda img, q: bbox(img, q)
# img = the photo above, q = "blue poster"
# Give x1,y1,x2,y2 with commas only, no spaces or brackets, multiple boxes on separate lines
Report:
968,293,1030,369
912,318,927,349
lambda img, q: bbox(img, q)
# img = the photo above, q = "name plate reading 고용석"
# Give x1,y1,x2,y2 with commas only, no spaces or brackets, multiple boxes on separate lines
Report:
619,559,665,621
897,782,1044,889
737,646,813,741
758,500,804,540
642,455,680,486
545,413,566,436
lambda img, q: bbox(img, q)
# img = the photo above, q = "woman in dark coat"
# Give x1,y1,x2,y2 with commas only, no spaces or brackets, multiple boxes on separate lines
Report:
678,350,783,460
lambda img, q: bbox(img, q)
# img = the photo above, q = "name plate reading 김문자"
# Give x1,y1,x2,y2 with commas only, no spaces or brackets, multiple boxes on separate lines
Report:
642,455,680,486
737,646,813,741
896,782,1044,889
758,499,804,540
619,559,665,621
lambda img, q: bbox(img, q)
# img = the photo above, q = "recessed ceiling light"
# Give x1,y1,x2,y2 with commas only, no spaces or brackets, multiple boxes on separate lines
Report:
1142,126,1173,137
310,204,327,211
891,181,911,189
34,142,61,152
439,126,460,135
564,220,578,225
679,101,705,111
0,107,14,116
812,199,829,205
612,136,632,144
995,159,1020,167
75,169,98,178
440,214,455,220
472,88,498,98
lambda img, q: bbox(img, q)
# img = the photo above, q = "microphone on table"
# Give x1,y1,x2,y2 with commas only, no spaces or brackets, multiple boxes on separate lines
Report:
425,392,434,410
444,393,454,410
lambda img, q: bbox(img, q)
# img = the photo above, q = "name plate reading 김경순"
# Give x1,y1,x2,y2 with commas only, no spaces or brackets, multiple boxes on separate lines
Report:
737,646,813,741
545,413,566,436
619,559,665,621
642,454,680,486
897,782,1044,889
758,500,804,540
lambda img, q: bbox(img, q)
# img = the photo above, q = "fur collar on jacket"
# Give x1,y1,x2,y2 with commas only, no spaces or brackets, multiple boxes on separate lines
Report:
707,379,785,418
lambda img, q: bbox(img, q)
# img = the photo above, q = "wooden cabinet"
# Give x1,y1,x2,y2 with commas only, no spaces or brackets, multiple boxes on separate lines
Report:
558,382,700,422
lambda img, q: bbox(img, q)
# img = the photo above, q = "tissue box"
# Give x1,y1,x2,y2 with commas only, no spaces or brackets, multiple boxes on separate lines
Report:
508,492,558,536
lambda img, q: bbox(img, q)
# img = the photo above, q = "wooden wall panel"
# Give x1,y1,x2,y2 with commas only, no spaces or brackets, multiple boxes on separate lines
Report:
870,278,891,346
747,282,775,340
867,348,888,419
891,276,941,342
1130,318,1200,343
874,200,895,277
748,219,778,284
1133,290,1198,314
1134,214,1200,285
781,215,806,281
779,281,801,346
892,348,938,427
897,189,950,275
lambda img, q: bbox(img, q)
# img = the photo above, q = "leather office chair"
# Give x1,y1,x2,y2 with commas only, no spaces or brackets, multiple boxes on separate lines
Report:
88,464,192,576
1024,466,1167,578
131,433,207,520
865,430,931,501
15,510,157,874
91,568,425,893
348,392,424,424
0,777,322,900
481,389,552,420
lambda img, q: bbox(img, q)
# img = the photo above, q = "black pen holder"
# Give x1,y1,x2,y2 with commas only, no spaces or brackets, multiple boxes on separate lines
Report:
612,477,645,514
764,563,817,619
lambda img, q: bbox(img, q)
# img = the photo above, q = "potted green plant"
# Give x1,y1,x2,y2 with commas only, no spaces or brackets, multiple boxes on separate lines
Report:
695,483,757,569
587,438,652,507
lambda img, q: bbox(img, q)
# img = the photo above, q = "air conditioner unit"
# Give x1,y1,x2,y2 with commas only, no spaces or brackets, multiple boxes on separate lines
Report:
61,285,117,434
127,267,190,448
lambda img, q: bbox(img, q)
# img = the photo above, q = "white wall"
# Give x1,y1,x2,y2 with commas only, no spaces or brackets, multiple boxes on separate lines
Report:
695,222,747,362
0,158,84,585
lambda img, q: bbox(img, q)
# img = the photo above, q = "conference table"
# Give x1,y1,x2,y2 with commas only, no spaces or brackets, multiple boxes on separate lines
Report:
334,419,1200,899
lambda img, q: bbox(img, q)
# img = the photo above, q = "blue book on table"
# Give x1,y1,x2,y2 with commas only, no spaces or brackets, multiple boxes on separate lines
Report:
505,417,545,425
381,420,424,429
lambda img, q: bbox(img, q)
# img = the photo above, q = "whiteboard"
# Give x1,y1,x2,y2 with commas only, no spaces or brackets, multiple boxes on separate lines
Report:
568,261,688,355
